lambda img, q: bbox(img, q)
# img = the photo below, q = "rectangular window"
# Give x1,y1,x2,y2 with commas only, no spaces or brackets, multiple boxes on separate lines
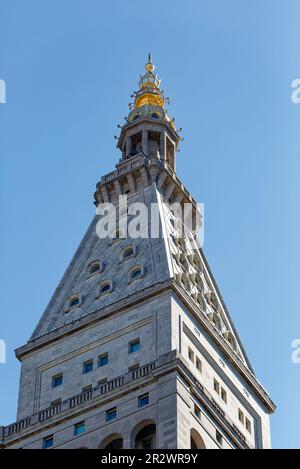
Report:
213,378,220,394
188,347,194,363
246,417,252,433
216,430,223,446
43,435,53,449
196,357,202,372
238,409,244,424
83,359,93,374
52,373,63,388
129,339,140,354
138,393,149,408
221,387,227,403
194,404,201,419
98,353,108,367
106,407,117,422
74,421,85,436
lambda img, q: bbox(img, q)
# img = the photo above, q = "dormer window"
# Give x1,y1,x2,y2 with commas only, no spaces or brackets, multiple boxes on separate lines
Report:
68,295,81,310
98,280,113,296
129,265,144,283
122,245,135,261
87,261,102,276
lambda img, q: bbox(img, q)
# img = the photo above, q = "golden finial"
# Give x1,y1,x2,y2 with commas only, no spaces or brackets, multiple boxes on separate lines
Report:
145,53,155,72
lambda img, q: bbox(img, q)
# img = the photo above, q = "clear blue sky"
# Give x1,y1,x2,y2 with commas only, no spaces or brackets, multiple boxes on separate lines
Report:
1,0,299,448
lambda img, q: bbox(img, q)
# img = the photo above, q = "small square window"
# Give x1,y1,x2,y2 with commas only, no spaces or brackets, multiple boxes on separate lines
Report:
196,357,202,372
216,430,223,446
106,407,117,422
221,388,227,403
83,360,93,374
98,353,108,367
238,409,244,424
52,373,63,388
138,393,149,408
129,339,140,354
194,404,201,419
74,421,85,436
188,347,194,363
43,435,53,449
213,378,220,394
246,417,252,433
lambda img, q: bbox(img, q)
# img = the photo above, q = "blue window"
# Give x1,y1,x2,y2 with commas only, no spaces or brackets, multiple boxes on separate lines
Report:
89,262,100,275
74,421,85,436
106,407,117,422
138,393,149,408
52,373,63,388
98,353,108,367
83,360,93,374
100,283,111,294
131,268,142,281
129,339,140,354
43,435,53,449
69,296,80,308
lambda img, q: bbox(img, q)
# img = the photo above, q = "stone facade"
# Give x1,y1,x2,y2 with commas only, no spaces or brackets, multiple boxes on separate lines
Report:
0,58,275,450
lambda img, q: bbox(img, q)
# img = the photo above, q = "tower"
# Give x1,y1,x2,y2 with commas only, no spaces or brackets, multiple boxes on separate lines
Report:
1,56,275,449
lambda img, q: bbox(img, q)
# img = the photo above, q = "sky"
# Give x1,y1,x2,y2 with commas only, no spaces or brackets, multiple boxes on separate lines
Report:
0,0,300,449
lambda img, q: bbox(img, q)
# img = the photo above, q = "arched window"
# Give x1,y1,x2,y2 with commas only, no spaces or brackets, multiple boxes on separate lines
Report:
87,261,102,276
68,295,80,309
99,434,123,449
190,429,206,449
135,424,156,449
98,280,113,296
151,112,160,119
122,245,135,261
129,266,144,283
105,438,123,449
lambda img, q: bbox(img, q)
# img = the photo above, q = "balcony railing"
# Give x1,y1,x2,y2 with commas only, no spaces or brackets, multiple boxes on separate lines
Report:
1,351,251,448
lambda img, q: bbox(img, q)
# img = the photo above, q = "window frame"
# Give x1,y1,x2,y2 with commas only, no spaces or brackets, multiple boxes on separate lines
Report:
52,373,63,388
83,359,93,374
129,338,140,354
74,421,85,436
138,393,149,408
213,378,220,394
43,435,54,449
106,407,117,422
98,353,109,368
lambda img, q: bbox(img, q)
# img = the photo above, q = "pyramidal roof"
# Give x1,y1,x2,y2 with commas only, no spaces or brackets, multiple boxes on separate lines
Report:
28,56,255,380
